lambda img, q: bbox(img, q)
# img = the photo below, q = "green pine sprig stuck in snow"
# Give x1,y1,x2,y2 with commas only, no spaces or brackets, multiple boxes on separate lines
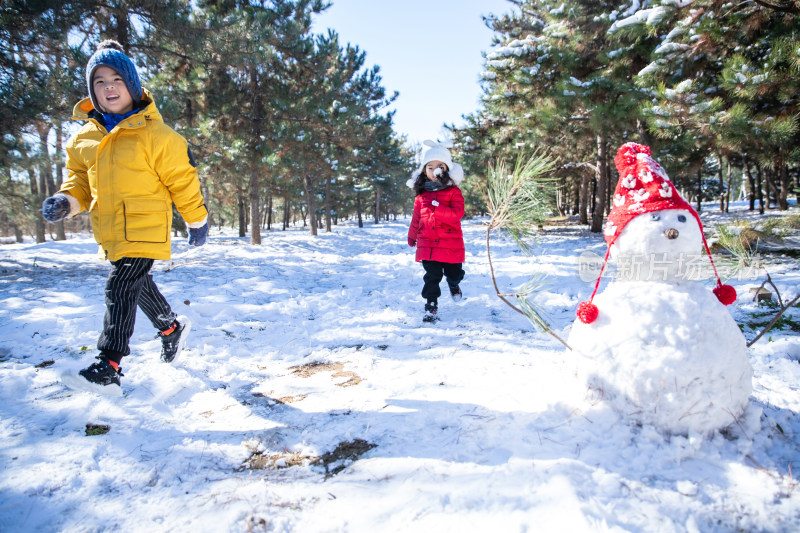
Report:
714,223,800,347
485,151,571,350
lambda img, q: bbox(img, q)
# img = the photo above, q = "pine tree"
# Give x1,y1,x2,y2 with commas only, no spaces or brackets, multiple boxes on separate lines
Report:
460,1,656,232
1,2,102,241
630,0,799,211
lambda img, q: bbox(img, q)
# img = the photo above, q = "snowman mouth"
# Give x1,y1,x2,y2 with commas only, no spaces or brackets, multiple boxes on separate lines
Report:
665,228,679,239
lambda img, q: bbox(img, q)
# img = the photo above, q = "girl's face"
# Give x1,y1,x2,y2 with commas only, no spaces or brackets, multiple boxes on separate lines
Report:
424,160,447,181
92,66,135,114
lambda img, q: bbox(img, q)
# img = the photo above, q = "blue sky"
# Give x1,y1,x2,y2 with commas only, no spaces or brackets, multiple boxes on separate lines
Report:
312,0,514,147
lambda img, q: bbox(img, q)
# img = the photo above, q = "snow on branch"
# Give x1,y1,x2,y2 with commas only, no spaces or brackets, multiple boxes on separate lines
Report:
608,6,670,33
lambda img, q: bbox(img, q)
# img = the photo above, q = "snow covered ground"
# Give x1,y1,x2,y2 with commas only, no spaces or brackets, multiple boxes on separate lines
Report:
1,205,799,532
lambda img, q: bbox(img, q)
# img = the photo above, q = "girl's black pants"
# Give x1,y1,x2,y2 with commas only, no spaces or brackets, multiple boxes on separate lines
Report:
421,260,464,304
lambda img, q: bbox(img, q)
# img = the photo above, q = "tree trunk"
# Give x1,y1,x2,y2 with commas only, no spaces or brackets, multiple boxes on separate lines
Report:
114,5,131,48
791,167,800,204
356,191,363,228
299,204,307,227
794,165,800,205
571,177,580,216
716,153,725,212
778,163,789,210
237,185,246,237
636,118,652,147
304,174,317,236
696,168,702,213
554,185,564,216
248,66,262,245
762,163,778,209
36,123,51,243
724,156,732,213
283,187,290,230
200,183,213,228
373,188,380,224
590,135,608,234
606,159,613,214
578,172,589,225
755,161,765,214
29,168,45,243
743,157,755,211
555,178,567,216
325,173,332,233
266,189,273,231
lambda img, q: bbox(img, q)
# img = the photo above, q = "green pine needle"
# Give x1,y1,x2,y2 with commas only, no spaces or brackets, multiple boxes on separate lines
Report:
485,151,570,349
487,151,557,250
514,273,552,332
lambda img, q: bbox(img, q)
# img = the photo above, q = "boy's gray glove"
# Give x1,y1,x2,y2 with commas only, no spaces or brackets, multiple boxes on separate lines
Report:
188,222,208,246
42,194,71,223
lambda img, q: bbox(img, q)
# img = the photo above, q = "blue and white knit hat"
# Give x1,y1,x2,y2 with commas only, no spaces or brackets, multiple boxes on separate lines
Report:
85,40,143,112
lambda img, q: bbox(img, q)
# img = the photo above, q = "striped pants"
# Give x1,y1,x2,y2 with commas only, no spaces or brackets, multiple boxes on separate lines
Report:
97,257,176,363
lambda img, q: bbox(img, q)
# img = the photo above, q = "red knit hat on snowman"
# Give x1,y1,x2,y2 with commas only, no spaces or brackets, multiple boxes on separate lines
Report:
576,142,736,324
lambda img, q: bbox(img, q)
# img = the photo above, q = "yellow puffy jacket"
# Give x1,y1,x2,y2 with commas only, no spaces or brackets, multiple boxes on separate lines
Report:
60,89,207,262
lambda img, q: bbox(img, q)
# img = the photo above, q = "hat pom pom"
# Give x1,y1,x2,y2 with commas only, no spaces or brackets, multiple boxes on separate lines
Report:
577,301,599,324
97,39,125,53
614,142,652,174
713,284,737,306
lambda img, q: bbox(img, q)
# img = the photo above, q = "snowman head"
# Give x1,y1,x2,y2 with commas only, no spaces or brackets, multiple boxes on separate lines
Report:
610,208,703,281
576,143,736,324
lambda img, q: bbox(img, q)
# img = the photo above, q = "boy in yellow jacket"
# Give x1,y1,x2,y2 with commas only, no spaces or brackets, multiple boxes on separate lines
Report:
42,40,208,396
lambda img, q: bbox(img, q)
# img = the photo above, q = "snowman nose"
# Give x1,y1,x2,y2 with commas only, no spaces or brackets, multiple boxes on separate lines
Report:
665,228,679,239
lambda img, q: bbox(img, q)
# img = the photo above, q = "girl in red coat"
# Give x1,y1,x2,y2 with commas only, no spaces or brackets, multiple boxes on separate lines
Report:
407,141,466,322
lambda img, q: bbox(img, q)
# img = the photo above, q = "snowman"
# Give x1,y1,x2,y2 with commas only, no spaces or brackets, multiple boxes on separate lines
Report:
568,142,753,435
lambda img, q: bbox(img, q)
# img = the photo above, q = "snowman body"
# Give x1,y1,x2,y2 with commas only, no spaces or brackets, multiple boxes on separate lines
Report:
569,209,753,435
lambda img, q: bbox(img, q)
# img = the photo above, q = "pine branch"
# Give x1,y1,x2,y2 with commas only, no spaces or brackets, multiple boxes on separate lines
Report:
750,0,800,14
485,151,571,350
748,293,800,347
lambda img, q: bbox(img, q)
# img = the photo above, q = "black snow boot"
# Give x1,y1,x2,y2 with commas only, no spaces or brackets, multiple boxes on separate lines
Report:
158,317,192,363
423,302,439,323
62,357,123,397
449,285,463,302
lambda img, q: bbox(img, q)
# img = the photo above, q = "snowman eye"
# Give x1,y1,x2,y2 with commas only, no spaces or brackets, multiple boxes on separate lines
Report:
677,215,687,222
650,213,661,221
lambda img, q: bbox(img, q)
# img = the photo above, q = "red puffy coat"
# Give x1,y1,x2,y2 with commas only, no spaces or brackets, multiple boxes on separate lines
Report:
408,185,465,263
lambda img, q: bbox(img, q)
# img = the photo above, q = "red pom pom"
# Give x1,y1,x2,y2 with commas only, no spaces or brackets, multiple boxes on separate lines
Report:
713,284,737,305
615,143,652,175
577,301,599,324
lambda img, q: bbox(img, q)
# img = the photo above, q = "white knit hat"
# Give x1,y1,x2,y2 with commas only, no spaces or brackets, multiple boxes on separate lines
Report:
406,140,465,188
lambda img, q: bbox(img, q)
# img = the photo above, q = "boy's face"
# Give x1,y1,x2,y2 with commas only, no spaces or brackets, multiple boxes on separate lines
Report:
425,160,447,181
92,66,135,114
